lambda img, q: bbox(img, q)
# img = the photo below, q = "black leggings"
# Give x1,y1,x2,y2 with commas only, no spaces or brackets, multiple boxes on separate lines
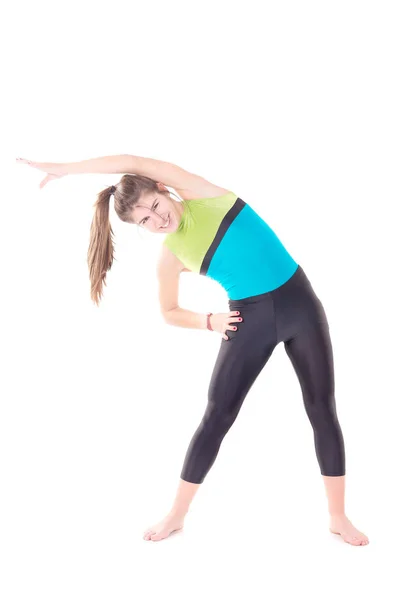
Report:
180,265,345,484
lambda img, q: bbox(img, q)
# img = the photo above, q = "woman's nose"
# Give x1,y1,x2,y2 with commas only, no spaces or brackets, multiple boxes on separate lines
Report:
156,213,167,227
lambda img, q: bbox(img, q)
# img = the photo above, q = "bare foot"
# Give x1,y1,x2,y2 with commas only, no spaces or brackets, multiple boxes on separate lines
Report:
329,514,369,546
143,511,186,542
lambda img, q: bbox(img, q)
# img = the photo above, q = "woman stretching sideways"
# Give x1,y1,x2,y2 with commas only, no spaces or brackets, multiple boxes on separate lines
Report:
17,154,369,546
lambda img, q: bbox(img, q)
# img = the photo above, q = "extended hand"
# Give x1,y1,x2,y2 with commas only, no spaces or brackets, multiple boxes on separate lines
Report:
16,157,66,189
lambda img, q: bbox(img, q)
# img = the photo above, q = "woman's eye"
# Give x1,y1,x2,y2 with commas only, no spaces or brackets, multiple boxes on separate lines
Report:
142,202,159,225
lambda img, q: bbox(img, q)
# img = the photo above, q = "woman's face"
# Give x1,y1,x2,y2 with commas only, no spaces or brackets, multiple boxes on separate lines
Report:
132,189,184,233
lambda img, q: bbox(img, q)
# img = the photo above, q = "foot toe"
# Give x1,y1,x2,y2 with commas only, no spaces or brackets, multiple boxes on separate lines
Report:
143,530,155,540
347,536,362,545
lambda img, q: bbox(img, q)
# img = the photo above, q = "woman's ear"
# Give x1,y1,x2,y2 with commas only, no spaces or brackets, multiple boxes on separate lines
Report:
156,182,168,192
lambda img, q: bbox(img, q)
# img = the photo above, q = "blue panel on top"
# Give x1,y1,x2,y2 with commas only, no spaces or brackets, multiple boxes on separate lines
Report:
206,203,298,300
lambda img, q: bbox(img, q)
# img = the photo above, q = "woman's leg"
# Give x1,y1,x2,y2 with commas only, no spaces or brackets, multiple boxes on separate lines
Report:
283,318,368,545
283,320,345,477
144,296,277,541
180,327,276,484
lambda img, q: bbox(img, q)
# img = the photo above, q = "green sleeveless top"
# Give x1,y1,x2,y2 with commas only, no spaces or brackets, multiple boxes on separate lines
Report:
162,191,298,300
163,192,238,272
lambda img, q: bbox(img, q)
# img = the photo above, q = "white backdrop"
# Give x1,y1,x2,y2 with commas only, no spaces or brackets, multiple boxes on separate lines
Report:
2,0,399,598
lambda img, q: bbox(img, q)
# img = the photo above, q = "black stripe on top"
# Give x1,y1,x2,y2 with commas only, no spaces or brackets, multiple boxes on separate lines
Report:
200,197,246,276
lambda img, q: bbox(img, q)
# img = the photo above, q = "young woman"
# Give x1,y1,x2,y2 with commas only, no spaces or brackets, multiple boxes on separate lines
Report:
16,154,369,546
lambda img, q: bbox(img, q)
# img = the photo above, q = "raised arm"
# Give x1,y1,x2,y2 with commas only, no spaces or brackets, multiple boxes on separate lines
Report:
20,154,230,199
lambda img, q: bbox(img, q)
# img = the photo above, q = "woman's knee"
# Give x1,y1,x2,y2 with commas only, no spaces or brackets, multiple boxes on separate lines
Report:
201,405,238,436
303,394,339,427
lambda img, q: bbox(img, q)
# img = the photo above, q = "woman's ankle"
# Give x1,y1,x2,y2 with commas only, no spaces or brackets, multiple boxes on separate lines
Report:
168,507,189,518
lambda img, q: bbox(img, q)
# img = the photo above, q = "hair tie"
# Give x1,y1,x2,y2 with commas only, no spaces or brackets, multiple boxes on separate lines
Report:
110,185,116,194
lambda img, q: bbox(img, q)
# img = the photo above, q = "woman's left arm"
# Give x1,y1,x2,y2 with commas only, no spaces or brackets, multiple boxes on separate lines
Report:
60,153,231,198
17,154,231,198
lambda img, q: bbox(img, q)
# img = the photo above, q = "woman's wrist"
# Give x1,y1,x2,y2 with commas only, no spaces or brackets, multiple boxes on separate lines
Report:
206,312,213,331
